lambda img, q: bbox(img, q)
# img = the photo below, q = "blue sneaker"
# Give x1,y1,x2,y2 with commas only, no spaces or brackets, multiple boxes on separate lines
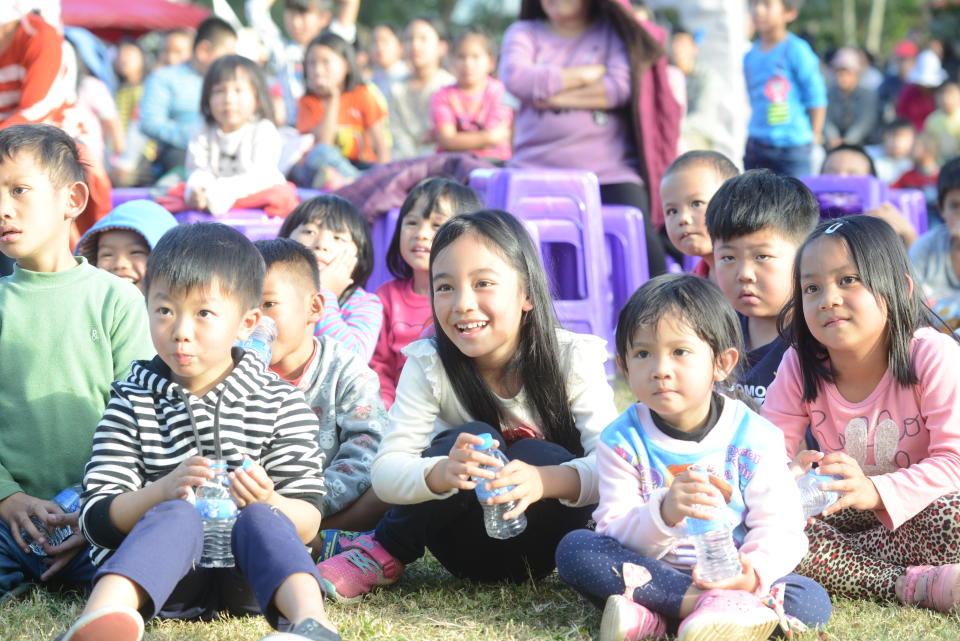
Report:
315,529,373,562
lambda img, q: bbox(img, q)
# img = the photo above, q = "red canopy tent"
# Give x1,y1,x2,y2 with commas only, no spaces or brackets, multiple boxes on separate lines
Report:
61,0,210,42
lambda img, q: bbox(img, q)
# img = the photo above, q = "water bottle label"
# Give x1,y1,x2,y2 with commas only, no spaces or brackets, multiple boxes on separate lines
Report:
474,480,512,502
196,498,238,519
53,488,81,513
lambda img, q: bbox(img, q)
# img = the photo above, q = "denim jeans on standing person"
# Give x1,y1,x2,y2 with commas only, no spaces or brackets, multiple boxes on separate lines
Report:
743,137,813,177
0,520,96,596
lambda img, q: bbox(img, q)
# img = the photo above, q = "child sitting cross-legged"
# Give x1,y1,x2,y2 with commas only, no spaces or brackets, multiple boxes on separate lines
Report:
555,275,831,641
254,238,390,554
59,224,341,641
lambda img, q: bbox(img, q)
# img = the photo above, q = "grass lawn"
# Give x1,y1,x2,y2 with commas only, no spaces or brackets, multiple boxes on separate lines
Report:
2,555,959,641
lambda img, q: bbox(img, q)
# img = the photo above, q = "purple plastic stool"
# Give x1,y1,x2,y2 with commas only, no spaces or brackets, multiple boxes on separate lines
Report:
174,209,283,242
601,205,649,326
296,187,326,202
800,174,888,219
888,188,928,235
484,169,611,346
468,168,495,201
366,207,400,293
110,187,151,208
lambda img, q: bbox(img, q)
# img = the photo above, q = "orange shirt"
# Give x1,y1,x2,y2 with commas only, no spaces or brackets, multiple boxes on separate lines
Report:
296,83,387,163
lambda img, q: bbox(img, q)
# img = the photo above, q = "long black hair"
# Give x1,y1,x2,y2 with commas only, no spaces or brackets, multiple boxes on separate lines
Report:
304,31,361,93
278,195,373,304
387,178,483,280
429,210,582,455
200,55,275,126
778,215,954,402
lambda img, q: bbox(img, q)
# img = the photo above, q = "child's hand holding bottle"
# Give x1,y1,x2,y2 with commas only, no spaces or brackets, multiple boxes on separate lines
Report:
660,468,723,527
229,458,276,507
426,432,500,494
160,456,214,501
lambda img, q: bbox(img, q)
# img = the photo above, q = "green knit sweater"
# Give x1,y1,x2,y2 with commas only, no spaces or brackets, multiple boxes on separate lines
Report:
0,258,153,501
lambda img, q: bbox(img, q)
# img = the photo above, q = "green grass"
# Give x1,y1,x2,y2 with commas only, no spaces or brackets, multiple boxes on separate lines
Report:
5,378,958,640
2,555,959,641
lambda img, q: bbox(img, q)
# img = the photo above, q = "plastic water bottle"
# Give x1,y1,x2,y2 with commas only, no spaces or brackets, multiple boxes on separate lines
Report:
21,484,82,556
195,461,238,568
687,507,742,583
239,316,277,365
798,470,840,519
471,434,527,540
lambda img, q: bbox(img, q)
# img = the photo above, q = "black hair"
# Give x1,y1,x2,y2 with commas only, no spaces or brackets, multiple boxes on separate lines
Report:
254,238,321,294
821,143,877,177
404,15,447,43
278,195,372,304
144,223,264,311
519,0,664,195
200,55,275,126
304,32,361,93
663,150,740,183
778,215,953,402
452,27,497,60
429,210,582,456
387,178,483,280
193,16,237,52
938,158,960,207
780,0,804,10
284,0,332,13
0,123,86,188
884,118,914,135
615,274,744,392
705,169,820,245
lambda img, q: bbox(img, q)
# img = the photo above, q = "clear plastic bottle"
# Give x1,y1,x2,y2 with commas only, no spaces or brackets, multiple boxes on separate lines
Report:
239,316,277,366
687,507,742,583
21,484,83,556
797,470,840,519
195,461,238,568
471,434,527,540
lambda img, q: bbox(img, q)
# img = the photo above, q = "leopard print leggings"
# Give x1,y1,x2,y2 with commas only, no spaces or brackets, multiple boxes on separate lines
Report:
796,492,960,600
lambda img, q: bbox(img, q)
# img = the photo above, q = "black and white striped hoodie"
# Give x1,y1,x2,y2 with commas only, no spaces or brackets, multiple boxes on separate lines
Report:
79,348,326,566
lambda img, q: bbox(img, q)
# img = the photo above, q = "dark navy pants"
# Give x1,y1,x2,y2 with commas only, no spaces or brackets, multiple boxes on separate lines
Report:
375,422,595,582
743,138,813,178
0,521,96,595
95,500,322,629
556,529,832,632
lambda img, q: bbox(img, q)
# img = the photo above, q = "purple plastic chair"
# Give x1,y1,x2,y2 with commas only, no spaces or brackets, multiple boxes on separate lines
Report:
483,169,611,345
800,174,887,219
110,187,151,208
366,207,400,293
174,209,283,242
888,188,928,235
601,205,649,326
468,168,495,201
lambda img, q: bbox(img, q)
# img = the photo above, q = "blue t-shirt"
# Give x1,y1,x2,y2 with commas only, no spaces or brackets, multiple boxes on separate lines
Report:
744,33,827,147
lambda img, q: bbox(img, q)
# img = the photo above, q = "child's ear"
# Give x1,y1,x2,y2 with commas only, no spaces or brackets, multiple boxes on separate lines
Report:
237,307,261,341
64,181,89,222
906,273,915,298
713,347,739,382
615,355,627,377
308,291,324,324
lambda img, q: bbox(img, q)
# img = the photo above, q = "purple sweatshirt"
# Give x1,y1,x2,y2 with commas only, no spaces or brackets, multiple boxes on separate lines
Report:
499,19,641,185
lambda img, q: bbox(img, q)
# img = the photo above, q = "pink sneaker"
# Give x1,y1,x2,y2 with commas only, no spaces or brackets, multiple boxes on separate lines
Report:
58,605,144,641
897,564,960,612
316,533,403,602
677,589,779,641
599,595,667,641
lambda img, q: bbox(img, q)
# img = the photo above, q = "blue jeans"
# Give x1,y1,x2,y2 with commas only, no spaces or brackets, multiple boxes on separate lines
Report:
743,138,813,177
0,520,96,596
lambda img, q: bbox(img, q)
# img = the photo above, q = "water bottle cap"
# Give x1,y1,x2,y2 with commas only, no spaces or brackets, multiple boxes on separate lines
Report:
472,433,495,451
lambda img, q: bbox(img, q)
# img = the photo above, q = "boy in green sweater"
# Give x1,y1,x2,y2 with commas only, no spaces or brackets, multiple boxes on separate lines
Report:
0,124,153,597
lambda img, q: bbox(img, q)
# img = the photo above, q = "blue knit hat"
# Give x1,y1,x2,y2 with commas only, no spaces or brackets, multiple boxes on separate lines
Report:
76,199,178,263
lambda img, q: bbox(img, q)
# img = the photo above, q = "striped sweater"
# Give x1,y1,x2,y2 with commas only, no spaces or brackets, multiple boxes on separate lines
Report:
79,348,326,566
314,287,383,362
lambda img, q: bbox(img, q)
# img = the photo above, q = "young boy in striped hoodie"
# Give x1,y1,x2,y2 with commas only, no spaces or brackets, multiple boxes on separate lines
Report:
61,224,341,641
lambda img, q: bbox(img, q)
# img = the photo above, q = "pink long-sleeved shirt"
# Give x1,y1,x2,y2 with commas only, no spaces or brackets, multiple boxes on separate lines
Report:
369,279,432,408
762,327,960,530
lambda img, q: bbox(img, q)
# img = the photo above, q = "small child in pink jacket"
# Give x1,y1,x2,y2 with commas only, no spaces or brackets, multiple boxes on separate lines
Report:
763,215,960,612
556,274,831,641
369,178,482,407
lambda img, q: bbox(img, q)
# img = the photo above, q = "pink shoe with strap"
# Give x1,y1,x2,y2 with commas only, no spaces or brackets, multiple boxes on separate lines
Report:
316,533,403,603
677,589,779,641
599,595,667,641
896,564,960,612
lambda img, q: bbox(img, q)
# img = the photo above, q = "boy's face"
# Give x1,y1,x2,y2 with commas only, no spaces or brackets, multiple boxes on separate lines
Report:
162,33,192,67
147,279,258,396
0,151,86,271
941,188,960,242
885,127,914,158
750,0,797,37
661,165,726,259
821,149,872,176
372,26,401,70
285,8,329,47
714,228,798,321
405,20,445,71
259,266,323,373
96,229,149,291
194,36,238,75
940,86,960,114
